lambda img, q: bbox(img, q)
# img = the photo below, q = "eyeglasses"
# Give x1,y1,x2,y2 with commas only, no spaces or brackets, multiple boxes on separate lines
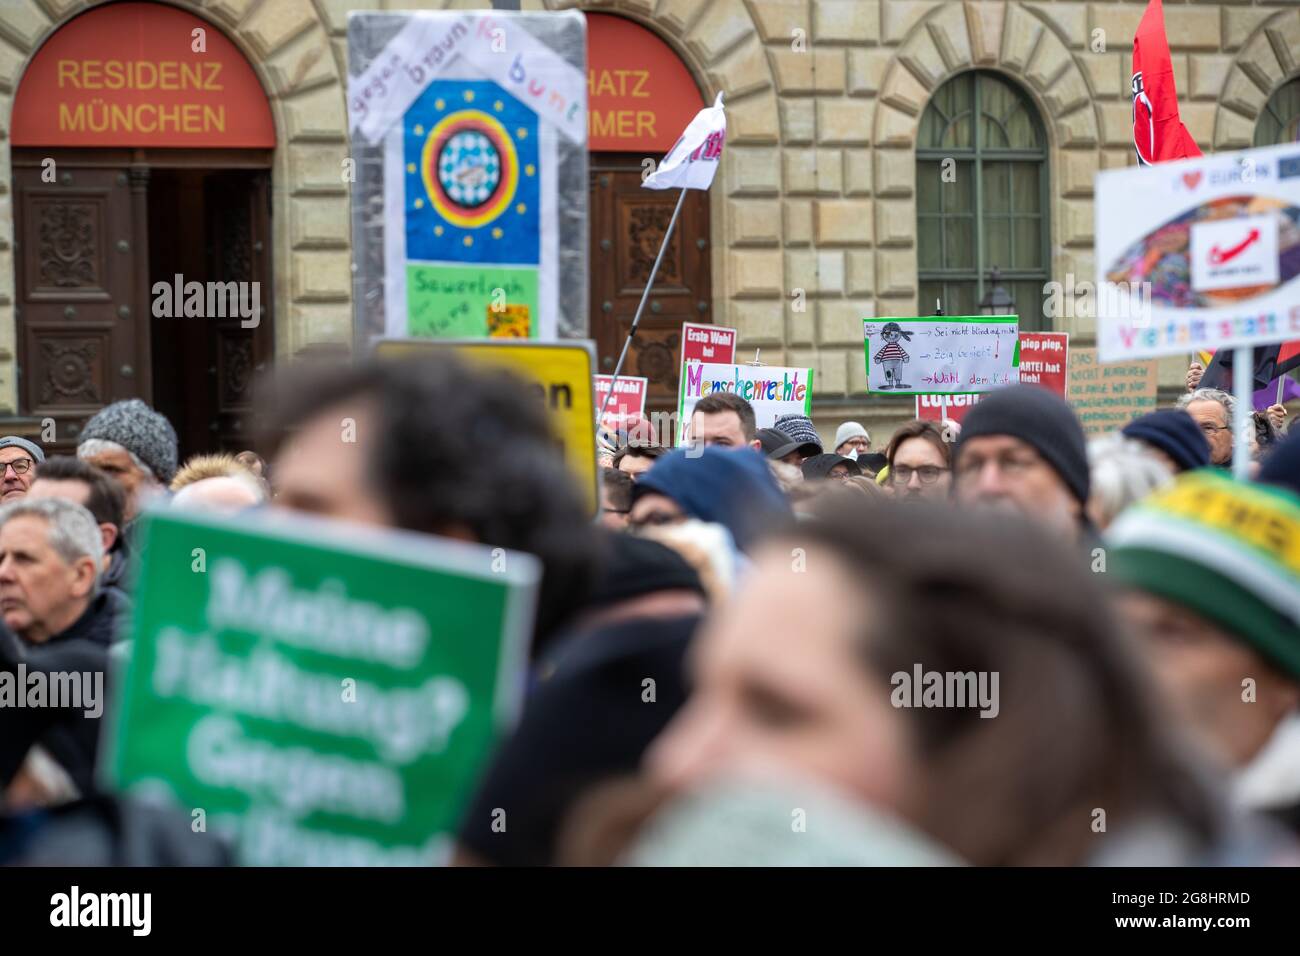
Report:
955,453,1040,480
629,511,683,529
892,464,949,485
1198,422,1229,435
1,458,34,476
601,507,630,516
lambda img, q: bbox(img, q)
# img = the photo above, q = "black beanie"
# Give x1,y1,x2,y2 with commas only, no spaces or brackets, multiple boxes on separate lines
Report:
955,386,1090,506
585,531,705,610
1122,409,1210,473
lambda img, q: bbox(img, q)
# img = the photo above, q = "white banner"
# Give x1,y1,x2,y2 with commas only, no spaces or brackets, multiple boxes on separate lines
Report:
1095,142,1300,361
678,362,813,444
861,317,1020,395
350,13,586,145
644,92,726,191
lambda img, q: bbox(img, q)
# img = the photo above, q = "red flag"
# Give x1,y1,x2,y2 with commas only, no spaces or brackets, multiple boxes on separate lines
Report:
1132,0,1201,165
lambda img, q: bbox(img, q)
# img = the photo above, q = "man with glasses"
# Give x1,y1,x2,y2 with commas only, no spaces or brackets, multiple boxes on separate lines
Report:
0,437,45,503
1175,388,1235,467
952,386,1092,541
884,420,952,501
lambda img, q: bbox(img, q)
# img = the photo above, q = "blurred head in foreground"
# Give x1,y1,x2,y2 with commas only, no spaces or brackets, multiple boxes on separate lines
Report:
259,355,596,650
1109,472,1300,769
568,498,1219,866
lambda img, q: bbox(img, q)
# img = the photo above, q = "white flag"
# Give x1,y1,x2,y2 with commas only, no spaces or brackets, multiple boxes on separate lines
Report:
643,92,726,191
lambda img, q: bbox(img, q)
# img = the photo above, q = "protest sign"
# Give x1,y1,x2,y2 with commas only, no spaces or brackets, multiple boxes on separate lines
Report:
375,338,597,513
1016,332,1069,397
104,509,538,866
917,332,1068,422
1067,347,1159,436
915,393,982,424
680,322,737,365
862,317,1020,395
347,12,588,345
678,362,813,444
595,374,648,430
1095,142,1300,362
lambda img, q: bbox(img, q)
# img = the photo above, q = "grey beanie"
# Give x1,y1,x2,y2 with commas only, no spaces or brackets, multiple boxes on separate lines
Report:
78,399,178,483
0,436,46,463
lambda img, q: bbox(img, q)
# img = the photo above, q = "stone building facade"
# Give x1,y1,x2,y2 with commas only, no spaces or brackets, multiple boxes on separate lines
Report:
2,0,1298,449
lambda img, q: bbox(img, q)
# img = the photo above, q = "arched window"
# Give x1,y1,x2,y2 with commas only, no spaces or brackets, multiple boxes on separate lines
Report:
1255,76,1300,146
916,71,1050,329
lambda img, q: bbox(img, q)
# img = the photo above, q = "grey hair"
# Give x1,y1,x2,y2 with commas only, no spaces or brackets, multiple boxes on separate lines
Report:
1176,387,1235,419
0,496,104,586
77,437,158,484
1087,435,1175,530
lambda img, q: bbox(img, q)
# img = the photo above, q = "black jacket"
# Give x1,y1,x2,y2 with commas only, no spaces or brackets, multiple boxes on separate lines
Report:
456,614,699,866
0,587,129,793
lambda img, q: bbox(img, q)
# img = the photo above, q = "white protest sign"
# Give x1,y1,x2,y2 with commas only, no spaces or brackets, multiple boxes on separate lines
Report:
677,363,814,444
861,317,1020,395
1095,142,1300,362
350,13,586,145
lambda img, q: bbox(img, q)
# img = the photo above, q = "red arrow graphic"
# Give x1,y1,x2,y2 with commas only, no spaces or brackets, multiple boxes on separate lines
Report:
1209,228,1261,265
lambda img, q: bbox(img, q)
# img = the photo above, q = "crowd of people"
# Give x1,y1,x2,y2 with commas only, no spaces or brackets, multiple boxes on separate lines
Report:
1,352,1298,866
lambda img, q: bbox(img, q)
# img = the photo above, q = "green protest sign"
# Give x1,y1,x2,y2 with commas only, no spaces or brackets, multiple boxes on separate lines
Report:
102,509,538,865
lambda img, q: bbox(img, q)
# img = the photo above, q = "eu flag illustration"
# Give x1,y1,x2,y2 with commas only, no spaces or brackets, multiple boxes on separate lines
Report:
404,79,541,266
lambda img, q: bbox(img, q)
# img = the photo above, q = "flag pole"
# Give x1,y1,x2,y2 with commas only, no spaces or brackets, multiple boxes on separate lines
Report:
1232,345,1253,479
597,187,689,426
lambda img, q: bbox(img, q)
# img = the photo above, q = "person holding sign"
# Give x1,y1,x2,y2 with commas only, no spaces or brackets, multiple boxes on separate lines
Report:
1175,388,1237,469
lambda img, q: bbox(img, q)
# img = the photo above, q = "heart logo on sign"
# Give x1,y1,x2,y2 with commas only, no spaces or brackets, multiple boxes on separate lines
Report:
1182,171,1203,189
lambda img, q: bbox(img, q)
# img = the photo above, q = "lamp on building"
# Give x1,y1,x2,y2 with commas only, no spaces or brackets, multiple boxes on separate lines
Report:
978,266,1015,315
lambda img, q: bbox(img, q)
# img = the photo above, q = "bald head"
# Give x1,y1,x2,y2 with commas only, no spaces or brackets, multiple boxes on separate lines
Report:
171,475,263,514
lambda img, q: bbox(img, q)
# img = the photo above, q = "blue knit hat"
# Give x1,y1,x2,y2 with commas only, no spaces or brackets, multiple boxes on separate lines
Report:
634,447,791,552
0,436,45,464
1122,409,1210,473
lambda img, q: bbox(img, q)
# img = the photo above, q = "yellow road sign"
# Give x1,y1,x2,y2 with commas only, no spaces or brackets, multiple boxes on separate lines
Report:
374,338,598,514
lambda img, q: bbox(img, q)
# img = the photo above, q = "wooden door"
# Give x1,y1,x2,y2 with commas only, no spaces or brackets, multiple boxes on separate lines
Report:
205,170,274,454
146,168,273,460
589,154,712,415
12,154,150,455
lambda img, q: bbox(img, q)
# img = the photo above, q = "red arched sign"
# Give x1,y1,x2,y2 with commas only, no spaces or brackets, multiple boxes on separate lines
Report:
11,1,275,148
587,14,704,152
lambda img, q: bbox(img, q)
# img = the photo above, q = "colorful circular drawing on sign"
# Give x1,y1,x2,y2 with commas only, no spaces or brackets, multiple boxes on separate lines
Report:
421,110,519,229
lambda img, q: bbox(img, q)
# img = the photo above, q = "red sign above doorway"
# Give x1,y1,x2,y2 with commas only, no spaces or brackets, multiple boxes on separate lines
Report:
11,2,275,148
586,14,704,153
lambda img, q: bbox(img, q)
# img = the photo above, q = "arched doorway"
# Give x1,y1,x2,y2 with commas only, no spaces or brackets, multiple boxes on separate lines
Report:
9,1,275,459
586,13,711,415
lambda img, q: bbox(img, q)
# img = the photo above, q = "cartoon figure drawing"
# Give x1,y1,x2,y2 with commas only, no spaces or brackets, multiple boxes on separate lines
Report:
872,322,913,389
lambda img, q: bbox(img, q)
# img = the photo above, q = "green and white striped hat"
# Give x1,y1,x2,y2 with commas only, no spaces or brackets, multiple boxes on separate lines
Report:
1108,470,1300,682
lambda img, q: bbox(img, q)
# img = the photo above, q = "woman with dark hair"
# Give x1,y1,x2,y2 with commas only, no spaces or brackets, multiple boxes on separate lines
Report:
560,498,1229,866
